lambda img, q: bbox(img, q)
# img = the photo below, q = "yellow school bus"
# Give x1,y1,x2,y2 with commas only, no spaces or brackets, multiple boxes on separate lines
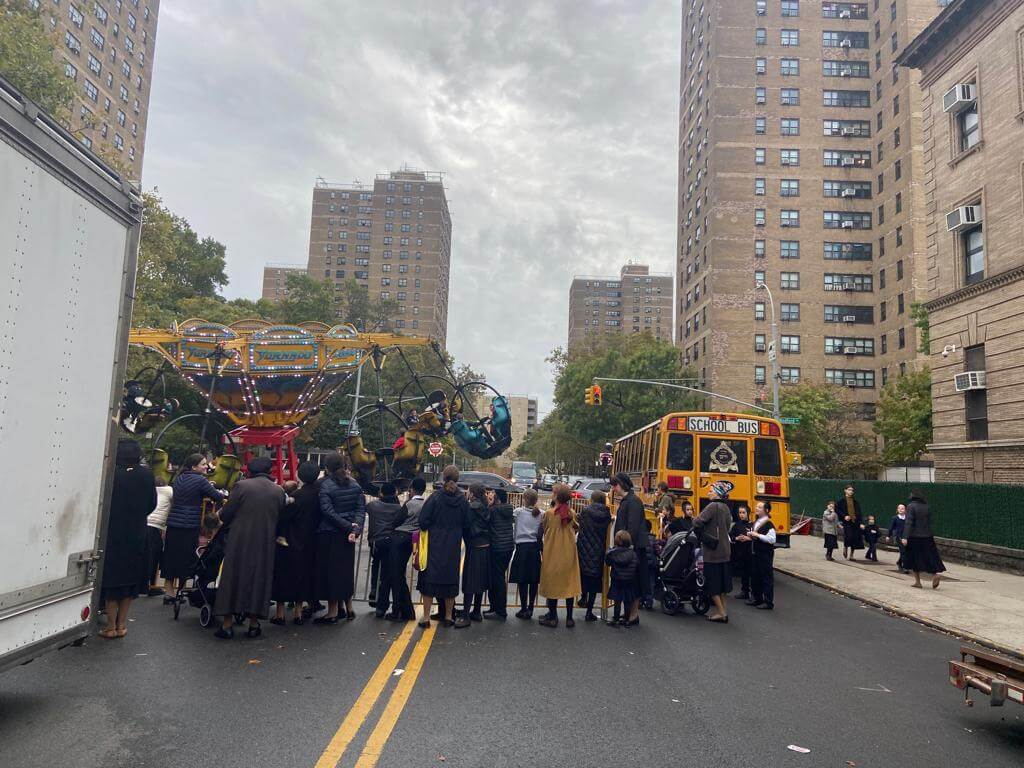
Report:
611,411,792,547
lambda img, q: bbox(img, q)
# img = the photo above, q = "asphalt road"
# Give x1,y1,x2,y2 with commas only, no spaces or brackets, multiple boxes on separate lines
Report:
1,575,1021,768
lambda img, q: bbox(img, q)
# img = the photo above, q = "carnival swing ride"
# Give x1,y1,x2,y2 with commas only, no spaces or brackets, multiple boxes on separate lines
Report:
121,319,511,493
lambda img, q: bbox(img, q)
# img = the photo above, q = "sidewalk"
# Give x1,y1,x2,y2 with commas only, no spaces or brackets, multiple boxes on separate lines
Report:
775,535,1024,659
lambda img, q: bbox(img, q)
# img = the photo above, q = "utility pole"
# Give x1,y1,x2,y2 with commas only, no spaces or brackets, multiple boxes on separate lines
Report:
756,281,781,420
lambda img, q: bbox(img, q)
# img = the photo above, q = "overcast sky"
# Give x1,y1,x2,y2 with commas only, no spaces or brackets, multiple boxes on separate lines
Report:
144,0,681,415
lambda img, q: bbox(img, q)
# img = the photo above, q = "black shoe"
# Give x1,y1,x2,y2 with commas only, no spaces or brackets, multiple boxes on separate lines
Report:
147,587,164,597
576,597,587,609
756,603,774,610
247,622,262,638
746,600,764,607
736,592,750,600
162,595,177,605
292,617,305,626
313,615,339,625
214,627,234,640
368,594,377,607
269,617,286,626
584,612,598,622
514,609,529,619
538,615,558,628
626,617,640,627
468,611,483,623
607,619,620,627
453,617,471,629
483,611,506,621
385,613,406,622
565,618,575,628
430,611,442,620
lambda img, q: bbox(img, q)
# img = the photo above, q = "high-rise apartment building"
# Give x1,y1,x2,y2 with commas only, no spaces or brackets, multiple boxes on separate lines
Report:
306,170,451,346
677,0,943,414
567,264,673,355
261,263,308,302
43,0,160,178
900,0,1024,483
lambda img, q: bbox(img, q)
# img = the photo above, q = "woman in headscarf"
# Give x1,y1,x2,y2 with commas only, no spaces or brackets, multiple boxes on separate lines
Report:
161,453,225,601
538,485,581,628
693,481,734,623
315,453,365,624
271,460,322,625
610,472,647,626
213,457,287,639
902,489,946,589
99,439,157,639
418,465,471,629
484,486,515,620
456,483,492,628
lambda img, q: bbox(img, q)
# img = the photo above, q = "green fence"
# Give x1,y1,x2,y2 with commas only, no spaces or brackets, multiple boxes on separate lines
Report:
789,479,1024,551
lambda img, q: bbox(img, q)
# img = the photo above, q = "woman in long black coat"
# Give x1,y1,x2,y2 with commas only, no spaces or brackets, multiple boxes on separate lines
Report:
213,457,287,639
902,489,946,589
272,461,322,625
836,484,864,560
99,439,157,639
576,490,612,622
417,465,470,629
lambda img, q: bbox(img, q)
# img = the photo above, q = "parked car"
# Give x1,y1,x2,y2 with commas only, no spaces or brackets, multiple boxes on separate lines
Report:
432,471,526,494
509,460,538,488
535,474,559,492
570,478,612,501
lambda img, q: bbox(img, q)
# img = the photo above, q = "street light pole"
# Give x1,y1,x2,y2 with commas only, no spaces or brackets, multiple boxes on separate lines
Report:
756,281,781,421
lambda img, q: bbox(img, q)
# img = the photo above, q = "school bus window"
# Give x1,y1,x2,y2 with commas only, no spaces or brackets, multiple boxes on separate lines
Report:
666,433,694,470
754,437,782,476
699,438,749,474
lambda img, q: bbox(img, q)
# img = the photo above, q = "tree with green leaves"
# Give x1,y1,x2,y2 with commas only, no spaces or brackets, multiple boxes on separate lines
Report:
276,272,335,325
873,368,932,464
910,302,930,354
0,1,76,120
779,383,881,478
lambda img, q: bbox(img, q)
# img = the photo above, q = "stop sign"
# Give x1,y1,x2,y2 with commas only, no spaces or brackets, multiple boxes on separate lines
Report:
428,441,443,457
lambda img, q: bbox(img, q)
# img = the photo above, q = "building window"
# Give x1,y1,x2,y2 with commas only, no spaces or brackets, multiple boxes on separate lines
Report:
754,334,767,352
896,225,903,246
755,116,766,133
756,28,767,45
879,268,886,290
781,272,800,290
756,87,767,104
755,147,766,164
963,226,984,284
754,302,766,321
781,240,800,259
780,179,799,197
755,178,766,195
896,259,904,280
898,328,906,349
781,335,800,354
781,367,801,384
781,88,800,106
756,58,767,75
781,148,800,166
781,0,799,16
781,29,799,46
781,118,800,135
82,79,98,102
958,101,980,153
755,239,766,258
754,366,767,385
754,270,766,287
755,209,766,226
781,58,800,76
881,334,888,354
781,210,800,228
824,90,870,107
781,303,800,321
964,344,988,441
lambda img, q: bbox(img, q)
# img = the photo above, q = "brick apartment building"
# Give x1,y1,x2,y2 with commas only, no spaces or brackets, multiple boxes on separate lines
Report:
900,0,1024,483
677,0,945,414
305,169,452,346
261,263,308,302
567,264,673,355
42,0,160,178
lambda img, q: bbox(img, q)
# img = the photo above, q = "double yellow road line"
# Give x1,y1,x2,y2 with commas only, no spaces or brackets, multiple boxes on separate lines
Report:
315,618,437,768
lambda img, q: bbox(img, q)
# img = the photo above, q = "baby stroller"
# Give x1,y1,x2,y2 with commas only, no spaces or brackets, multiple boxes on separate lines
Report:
657,531,710,616
172,525,229,628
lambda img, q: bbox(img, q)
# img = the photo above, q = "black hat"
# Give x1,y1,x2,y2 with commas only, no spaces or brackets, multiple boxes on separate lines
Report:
297,461,320,484
380,482,397,498
610,472,633,490
248,457,273,476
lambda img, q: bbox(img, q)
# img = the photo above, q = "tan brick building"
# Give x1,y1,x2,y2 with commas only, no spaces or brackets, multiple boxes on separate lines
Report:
305,170,452,346
471,393,538,464
900,0,1024,483
567,264,672,355
42,0,160,179
261,264,308,302
677,0,942,415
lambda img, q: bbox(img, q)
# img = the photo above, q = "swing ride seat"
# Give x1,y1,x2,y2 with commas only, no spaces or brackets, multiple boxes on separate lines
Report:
209,454,243,490
149,448,171,485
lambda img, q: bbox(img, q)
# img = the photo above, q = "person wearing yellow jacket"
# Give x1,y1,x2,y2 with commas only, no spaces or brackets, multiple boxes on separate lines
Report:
538,485,581,628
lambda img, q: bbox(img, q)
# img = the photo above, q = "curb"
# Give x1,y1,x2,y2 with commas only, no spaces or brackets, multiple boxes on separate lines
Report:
775,565,1024,662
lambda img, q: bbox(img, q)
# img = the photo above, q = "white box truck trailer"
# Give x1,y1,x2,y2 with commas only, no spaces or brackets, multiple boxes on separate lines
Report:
0,77,141,672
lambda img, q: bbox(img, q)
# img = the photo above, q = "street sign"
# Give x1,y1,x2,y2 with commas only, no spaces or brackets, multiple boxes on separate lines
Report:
427,441,443,457
338,419,350,426
780,417,800,425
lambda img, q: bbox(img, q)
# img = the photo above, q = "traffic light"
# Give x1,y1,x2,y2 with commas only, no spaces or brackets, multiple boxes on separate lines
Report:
584,386,595,405
593,384,602,405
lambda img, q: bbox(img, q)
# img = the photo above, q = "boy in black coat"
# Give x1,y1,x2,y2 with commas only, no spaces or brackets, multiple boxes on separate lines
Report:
729,506,753,600
863,515,880,562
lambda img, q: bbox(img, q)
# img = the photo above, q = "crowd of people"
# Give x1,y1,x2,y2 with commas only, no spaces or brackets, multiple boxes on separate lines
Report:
820,483,946,588
98,441,950,640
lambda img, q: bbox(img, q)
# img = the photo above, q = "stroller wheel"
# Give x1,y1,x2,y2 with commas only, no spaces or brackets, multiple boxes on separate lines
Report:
691,593,711,616
199,605,212,628
172,599,181,621
660,590,681,616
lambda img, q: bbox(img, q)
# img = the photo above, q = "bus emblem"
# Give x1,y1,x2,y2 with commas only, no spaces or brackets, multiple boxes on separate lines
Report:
708,441,739,473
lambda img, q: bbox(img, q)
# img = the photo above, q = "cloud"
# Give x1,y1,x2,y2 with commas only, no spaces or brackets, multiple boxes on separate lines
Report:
144,0,680,414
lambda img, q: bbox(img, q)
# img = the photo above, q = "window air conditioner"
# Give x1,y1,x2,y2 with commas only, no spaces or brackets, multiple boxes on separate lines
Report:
841,220,855,228
942,84,976,114
842,314,857,322
840,38,852,48
840,68,852,77
842,279,856,289
954,371,986,392
841,126,857,136
841,156,855,166
845,378,858,387
946,205,982,232
781,220,794,227
843,346,858,355
841,187,857,197
839,10,852,19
